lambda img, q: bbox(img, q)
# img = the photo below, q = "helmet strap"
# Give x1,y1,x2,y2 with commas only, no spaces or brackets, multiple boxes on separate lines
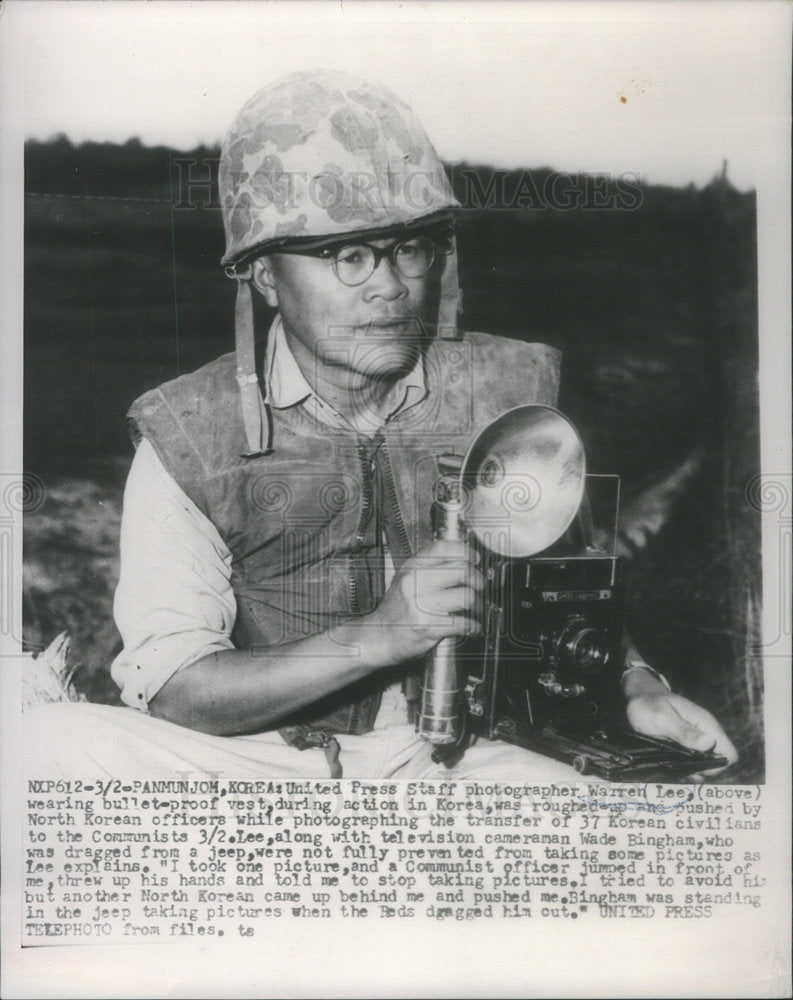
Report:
436,237,463,340
233,276,274,457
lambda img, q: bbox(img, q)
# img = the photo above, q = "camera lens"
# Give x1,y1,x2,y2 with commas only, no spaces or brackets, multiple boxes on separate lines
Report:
557,618,610,673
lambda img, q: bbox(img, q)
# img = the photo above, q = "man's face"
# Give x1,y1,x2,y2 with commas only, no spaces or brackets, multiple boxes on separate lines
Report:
252,237,436,386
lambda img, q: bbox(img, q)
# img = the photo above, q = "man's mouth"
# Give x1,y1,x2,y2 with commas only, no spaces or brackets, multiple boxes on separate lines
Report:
365,317,420,329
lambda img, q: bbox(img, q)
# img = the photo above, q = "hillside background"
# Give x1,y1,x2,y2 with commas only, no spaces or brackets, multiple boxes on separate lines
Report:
22,138,763,780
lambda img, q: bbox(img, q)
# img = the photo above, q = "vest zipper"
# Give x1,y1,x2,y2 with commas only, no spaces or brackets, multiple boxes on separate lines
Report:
349,441,376,614
378,438,419,719
349,442,376,734
378,440,413,560
356,443,375,546
348,699,363,733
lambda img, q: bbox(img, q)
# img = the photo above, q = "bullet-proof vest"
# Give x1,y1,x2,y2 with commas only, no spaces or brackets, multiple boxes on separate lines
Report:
127,331,561,736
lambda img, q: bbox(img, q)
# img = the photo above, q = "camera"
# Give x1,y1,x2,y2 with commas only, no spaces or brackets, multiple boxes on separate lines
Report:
418,405,728,781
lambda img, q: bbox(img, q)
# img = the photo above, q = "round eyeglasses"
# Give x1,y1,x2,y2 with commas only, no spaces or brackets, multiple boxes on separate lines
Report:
277,234,448,287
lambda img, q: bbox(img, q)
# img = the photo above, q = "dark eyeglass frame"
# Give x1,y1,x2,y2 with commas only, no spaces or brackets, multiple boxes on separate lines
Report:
275,232,453,287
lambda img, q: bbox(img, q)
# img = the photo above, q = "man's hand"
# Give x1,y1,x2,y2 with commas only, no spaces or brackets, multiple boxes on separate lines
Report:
150,539,483,736
358,539,485,667
627,689,739,778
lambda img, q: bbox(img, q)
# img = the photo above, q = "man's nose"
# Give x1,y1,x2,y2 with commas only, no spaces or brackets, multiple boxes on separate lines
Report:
362,257,409,301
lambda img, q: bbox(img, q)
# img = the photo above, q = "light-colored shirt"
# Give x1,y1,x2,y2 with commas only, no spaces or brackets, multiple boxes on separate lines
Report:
111,316,427,729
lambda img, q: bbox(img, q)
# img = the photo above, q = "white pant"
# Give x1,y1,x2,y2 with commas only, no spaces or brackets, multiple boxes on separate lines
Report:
25,703,579,781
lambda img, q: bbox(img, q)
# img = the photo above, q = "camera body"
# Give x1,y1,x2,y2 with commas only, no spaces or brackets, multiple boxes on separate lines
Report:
452,541,727,779
466,546,624,741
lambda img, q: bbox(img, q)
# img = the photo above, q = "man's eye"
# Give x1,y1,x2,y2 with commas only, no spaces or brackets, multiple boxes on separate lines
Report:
335,247,366,266
397,240,422,258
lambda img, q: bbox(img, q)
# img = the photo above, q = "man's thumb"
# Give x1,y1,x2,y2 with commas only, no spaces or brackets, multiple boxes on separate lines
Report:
677,720,715,752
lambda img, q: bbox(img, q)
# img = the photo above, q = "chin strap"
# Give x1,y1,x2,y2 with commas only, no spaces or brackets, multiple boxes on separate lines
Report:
229,270,274,458
436,235,463,340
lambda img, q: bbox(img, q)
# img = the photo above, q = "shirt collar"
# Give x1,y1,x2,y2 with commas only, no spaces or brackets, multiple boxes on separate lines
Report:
264,314,428,432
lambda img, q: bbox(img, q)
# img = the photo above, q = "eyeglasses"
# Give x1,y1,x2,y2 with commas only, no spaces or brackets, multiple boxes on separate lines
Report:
277,233,450,287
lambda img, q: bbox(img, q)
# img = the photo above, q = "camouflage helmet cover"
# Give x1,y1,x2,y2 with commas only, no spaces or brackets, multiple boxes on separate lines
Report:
219,70,460,266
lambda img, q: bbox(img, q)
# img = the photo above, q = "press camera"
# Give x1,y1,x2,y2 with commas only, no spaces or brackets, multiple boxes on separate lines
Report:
418,405,728,781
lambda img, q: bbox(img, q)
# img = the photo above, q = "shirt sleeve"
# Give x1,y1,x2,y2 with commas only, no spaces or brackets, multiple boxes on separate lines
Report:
110,438,236,710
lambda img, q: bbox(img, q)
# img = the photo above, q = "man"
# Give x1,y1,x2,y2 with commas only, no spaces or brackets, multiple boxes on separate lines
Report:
33,70,736,779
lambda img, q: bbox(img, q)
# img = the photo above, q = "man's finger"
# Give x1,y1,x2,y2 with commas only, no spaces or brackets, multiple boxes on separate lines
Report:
670,700,739,765
408,565,486,594
427,612,480,639
433,585,481,615
698,731,739,771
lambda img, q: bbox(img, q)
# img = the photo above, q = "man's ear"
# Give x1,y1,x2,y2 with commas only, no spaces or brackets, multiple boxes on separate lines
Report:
251,257,279,309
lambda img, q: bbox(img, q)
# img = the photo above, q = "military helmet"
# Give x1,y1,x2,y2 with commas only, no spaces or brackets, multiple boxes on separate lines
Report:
218,70,462,456
219,69,459,266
